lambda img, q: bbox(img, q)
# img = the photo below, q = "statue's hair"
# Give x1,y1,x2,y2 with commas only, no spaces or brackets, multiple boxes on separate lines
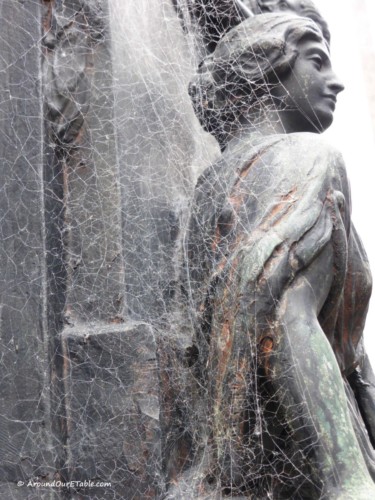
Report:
189,13,324,148
250,0,330,42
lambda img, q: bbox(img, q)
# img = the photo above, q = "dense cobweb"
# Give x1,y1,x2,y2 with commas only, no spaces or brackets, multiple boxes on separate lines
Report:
1,1,374,500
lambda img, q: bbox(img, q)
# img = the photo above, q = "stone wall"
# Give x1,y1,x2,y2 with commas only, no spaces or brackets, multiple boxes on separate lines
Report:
0,0,219,497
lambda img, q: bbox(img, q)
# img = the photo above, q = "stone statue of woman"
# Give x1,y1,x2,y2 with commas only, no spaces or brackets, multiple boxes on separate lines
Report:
182,12,375,499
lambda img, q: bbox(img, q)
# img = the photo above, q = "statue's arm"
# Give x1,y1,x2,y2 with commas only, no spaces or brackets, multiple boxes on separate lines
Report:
349,352,375,447
271,243,375,496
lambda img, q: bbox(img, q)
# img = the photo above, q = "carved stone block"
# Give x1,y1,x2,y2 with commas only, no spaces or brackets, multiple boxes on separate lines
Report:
60,322,162,498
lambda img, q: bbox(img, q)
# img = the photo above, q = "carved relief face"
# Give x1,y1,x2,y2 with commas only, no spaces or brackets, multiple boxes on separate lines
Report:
273,38,344,132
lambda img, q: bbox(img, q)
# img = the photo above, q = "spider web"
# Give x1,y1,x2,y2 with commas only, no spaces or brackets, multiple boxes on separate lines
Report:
0,1,374,499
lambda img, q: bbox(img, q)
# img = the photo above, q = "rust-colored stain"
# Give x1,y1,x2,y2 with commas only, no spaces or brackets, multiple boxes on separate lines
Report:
110,315,125,324
214,315,234,392
211,224,222,252
214,255,227,274
260,336,274,377
228,191,245,213
213,265,238,390
142,487,157,499
61,339,73,437
260,186,298,231
239,154,261,179
261,336,274,354
74,125,86,145
227,155,262,212
42,1,53,34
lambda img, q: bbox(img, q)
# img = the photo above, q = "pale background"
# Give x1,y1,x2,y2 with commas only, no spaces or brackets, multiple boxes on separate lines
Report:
314,0,375,367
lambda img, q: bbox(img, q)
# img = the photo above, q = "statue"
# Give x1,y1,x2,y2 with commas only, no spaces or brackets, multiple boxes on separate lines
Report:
182,12,375,499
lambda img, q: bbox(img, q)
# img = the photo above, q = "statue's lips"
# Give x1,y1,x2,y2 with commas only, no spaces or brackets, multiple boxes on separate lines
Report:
322,94,337,106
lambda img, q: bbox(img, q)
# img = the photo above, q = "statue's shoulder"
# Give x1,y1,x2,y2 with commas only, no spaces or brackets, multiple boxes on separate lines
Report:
278,132,345,162
266,132,347,180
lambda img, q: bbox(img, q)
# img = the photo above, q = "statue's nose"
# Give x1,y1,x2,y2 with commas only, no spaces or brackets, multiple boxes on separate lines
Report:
328,72,345,95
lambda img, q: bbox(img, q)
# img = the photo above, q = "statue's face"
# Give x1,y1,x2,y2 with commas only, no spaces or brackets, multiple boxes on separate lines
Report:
273,38,344,132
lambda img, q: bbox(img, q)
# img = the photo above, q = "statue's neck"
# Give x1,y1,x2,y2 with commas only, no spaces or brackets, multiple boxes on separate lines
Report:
224,111,288,149
225,108,320,149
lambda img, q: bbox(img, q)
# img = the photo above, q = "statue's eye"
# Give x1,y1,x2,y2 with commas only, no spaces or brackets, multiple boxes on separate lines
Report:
279,0,289,9
311,56,323,70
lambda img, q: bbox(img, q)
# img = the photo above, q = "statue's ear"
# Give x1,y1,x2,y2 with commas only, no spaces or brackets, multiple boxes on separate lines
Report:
257,0,279,13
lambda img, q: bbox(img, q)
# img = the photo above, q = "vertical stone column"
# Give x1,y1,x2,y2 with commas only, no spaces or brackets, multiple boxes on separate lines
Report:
0,1,54,498
43,1,162,497
109,1,219,492
0,0,219,497
110,0,217,323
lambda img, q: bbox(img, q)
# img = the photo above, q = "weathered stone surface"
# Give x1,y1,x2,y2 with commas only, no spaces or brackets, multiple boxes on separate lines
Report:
60,322,162,498
109,0,218,322
0,1,56,496
43,0,126,325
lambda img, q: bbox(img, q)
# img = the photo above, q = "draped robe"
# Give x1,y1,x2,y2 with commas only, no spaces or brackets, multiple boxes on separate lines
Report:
186,132,374,494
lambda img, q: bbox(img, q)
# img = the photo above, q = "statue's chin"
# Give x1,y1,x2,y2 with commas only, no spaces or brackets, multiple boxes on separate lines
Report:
299,112,334,134
313,106,335,133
